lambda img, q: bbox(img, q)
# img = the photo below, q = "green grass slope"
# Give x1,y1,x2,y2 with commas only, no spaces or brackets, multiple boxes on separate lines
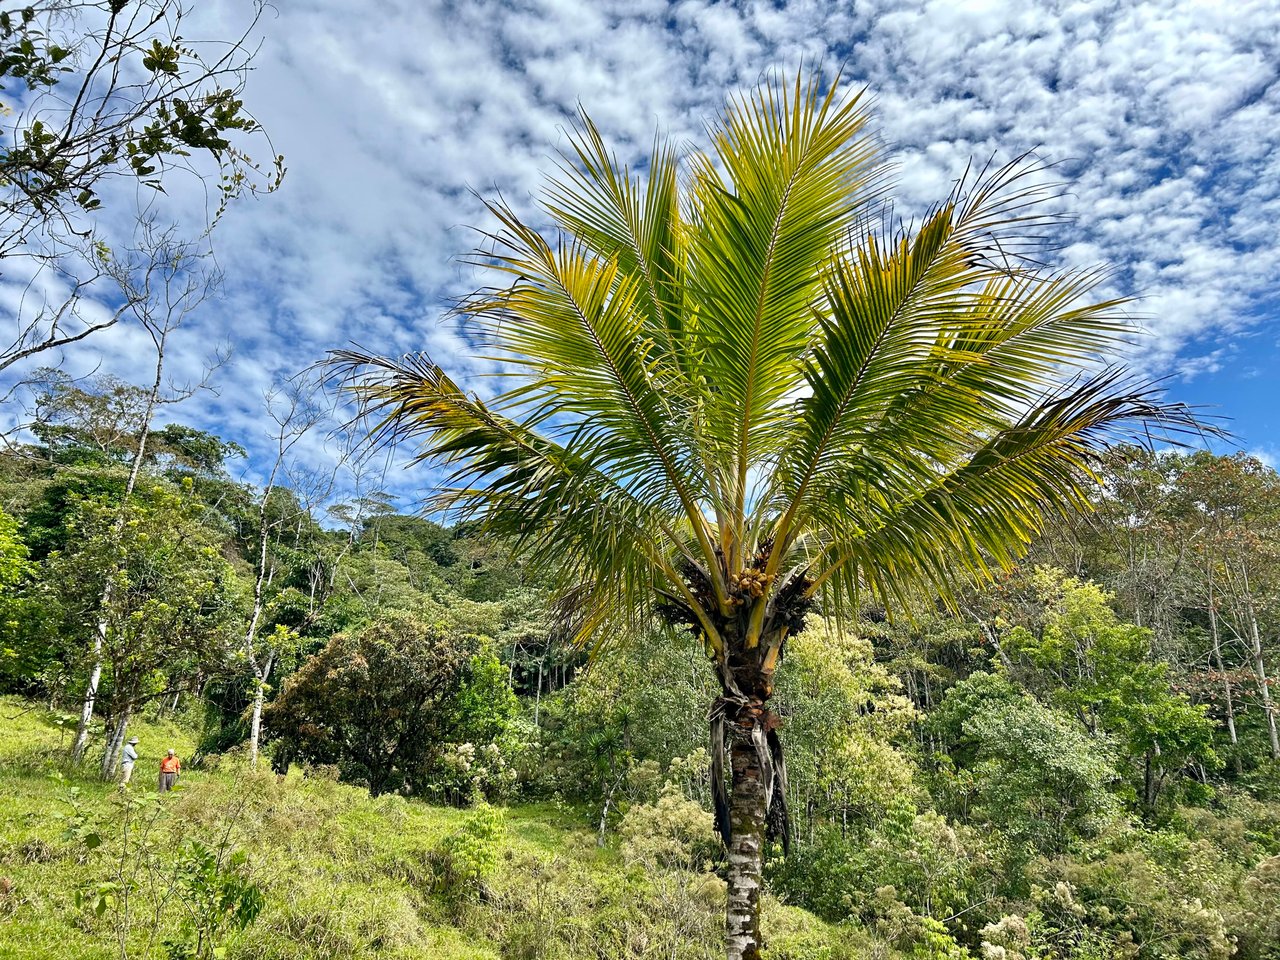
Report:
0,698,875,959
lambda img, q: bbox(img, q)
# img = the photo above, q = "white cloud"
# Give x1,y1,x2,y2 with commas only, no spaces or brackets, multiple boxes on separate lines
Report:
1251,448,1278,470
4,0,1278,499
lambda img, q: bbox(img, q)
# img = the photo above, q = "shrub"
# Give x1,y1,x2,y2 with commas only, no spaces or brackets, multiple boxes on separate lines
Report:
1030,848,1235,959
1236,855,1280,959
870,886,972,959
430,796,504,906
619,788,718,872
262,615,480,795
769,802,996,928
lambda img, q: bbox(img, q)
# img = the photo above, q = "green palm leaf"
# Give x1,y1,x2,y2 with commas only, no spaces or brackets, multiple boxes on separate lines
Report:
684,72,887,563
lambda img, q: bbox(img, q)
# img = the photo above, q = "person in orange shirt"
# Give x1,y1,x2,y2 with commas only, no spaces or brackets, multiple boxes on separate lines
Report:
158,749,181,792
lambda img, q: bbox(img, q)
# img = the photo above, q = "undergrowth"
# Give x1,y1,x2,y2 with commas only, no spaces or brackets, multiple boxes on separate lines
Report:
0,697,884,959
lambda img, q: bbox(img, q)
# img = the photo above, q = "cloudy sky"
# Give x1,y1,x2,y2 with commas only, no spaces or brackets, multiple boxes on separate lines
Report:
12,0,1280,496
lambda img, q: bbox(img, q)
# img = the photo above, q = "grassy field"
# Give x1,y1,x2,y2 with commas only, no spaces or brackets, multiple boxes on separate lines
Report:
0,698,875,959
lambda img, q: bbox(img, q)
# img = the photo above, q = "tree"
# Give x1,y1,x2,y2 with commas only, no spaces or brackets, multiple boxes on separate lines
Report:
236,379,328,768
262,614,479,796
1166,453,1280,764
335,72,1201,959
0,506,42,689
59,223,221,766
929,672,1118,852
1002,571,1217,809
0,0,283,371
29,370,153,465
46,482,237,777
771,618,916,841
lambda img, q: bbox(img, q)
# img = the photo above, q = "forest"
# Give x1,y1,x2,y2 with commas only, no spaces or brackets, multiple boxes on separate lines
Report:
1,373,1278,959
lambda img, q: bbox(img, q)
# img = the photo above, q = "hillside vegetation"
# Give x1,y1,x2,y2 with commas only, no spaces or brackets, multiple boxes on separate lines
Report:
3,384,1280,959
0,697,868,960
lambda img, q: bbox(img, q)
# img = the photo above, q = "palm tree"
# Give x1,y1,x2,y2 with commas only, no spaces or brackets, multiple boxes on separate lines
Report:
334,72,1199,960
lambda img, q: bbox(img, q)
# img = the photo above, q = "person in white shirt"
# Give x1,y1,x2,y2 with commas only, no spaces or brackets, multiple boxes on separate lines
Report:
121,737,139,785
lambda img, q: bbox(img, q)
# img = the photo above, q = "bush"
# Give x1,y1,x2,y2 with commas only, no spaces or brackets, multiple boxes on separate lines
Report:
1030,842,1235,959
1236,855,1280,959
769,802,996,928
430,796,504,906
870,887,971,959
619,788,718,872
760,901,879,959
262,615,481,795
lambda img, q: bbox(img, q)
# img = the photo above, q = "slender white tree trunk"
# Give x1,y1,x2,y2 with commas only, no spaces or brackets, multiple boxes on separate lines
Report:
239,382,317,767
248,650,276,768
1207,579,1238,749
70,642,103,763
1231,565,1280,760
101,710,131,780
533,655,545,727
1244,593,1280,760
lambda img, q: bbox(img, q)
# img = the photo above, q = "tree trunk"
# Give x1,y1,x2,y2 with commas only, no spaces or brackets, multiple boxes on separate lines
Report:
1247,607,1280,760
1206,581,1241,773
101,710,130,780
533,655,544,727
974,616,1012,672
1240,570,1280,760
70,631,103,763
726,708,766,960
248,650,276,767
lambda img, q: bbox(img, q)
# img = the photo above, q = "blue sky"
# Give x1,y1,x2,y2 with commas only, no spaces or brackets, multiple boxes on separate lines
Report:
1173,330,1280,467
4,0,1279,490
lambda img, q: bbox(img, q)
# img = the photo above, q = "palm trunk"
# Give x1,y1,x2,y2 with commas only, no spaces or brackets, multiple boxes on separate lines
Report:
726,707,767,960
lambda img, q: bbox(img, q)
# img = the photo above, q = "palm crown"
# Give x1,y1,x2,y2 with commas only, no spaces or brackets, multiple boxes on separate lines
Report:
338,74,1191,678
335,72,1199,960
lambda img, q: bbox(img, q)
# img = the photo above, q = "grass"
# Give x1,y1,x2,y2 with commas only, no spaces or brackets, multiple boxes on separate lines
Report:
0,696,879,959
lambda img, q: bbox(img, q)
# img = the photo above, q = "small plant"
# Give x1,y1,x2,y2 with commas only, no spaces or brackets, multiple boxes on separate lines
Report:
58,780,263,958
430,794,503,907
162,840,264,959
54,783,104,861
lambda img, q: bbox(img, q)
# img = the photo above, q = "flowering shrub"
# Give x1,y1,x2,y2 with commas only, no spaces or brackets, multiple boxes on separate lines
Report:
437,741,516,801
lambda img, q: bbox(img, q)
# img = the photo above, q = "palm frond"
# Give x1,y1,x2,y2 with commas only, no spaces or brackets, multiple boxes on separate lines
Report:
808,370,1211,615
459,198,724,575
541,110,687,357
328,349,694,642
684,71,888,559
764,158,1132,559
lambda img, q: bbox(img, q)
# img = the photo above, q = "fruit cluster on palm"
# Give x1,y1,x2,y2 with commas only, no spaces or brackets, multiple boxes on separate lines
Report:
335,72,1199,960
